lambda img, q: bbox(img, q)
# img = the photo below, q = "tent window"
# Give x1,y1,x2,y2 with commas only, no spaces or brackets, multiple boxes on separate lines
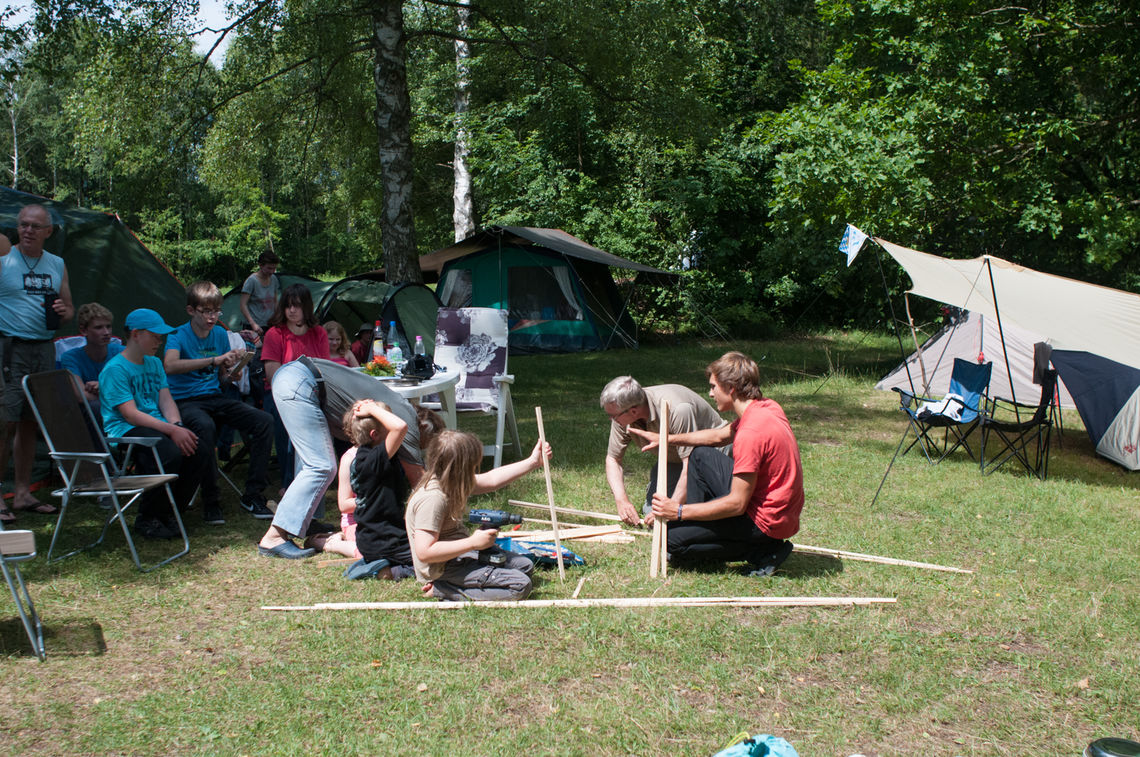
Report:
439,269,472,308
508,266,583,321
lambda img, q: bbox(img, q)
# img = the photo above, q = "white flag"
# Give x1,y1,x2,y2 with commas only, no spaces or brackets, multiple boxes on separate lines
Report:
839,224,868,267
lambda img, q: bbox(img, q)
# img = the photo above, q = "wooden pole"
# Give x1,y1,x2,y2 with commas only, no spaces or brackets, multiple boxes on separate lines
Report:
508,499,621,523
534,406,565,582
265,595,896,611
651,400,669,577
794,544,973,574
571,575,587,599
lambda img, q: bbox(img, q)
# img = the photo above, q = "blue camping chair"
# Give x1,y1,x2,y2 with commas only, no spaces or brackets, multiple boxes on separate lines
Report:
892,358,993,464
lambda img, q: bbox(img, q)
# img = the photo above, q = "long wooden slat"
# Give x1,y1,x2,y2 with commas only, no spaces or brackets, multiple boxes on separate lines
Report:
508,499,621,523
264,596,897,611
794,544,973,574
534,407,565,582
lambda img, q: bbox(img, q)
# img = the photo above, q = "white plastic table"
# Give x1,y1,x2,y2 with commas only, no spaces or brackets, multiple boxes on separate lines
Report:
377,371,460,429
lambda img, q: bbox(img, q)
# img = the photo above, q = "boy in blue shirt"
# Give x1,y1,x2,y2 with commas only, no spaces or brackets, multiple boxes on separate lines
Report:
100,308,211,540
59,302,123,422
163,281,273,526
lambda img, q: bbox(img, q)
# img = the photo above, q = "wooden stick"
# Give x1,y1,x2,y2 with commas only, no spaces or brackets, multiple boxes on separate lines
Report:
534,407,565,582
651,400,669,578
507,525,622,541
264,596,897,611
508,499,621,523
316,557,358,568
794,544,974,574
571,575,587,599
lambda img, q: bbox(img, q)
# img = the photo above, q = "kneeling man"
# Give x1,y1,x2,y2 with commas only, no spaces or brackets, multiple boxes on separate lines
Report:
632,351,803,576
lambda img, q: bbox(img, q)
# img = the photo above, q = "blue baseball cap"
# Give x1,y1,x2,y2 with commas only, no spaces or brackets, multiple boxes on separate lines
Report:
125,308,174,335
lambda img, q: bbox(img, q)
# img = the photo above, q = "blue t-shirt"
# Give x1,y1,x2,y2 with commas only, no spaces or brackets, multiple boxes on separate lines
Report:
165,322,229,400
99,353,169,439
0,248,67,339
60,341,124,384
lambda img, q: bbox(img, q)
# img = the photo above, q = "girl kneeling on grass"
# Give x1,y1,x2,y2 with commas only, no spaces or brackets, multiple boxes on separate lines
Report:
406,430,551,601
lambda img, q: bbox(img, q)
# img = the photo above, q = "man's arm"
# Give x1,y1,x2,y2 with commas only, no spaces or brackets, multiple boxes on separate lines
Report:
629,423,733,452
651,471,756,523
605,453,642,525
54,266,75,323
239,292,261,334
670,455,690,505
164,346,240,376
114,392,198,456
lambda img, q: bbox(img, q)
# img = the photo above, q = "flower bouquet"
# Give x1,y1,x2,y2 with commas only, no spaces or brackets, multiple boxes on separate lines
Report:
362,354,396,377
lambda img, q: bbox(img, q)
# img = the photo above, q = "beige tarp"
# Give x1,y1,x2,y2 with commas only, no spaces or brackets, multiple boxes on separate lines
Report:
877,239,1140,371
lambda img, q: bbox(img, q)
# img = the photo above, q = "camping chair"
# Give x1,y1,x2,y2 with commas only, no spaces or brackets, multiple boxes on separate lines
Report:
22,370,188,572
892,358,993,464
0,524,45,660
431,307,521,468
979,369,1057,480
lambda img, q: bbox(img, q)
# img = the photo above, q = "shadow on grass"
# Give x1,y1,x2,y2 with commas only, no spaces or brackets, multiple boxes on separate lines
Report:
0,615,106,658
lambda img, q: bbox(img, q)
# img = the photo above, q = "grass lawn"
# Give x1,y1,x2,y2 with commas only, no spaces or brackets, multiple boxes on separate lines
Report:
1,332,1137,756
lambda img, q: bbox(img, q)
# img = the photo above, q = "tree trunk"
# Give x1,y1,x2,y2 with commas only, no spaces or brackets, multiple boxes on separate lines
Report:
452,0,475,242
370,0,422,284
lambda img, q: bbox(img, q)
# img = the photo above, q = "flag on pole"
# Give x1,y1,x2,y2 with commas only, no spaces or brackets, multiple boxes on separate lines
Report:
839,224,869,267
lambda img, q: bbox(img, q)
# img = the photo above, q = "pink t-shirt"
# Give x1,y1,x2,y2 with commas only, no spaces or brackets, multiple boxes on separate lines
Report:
730,398,804,540
262,324,330,367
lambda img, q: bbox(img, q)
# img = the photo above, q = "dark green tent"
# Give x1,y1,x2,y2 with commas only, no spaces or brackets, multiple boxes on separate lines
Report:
418,226,674,353
221,272,442,355
0,187,186,336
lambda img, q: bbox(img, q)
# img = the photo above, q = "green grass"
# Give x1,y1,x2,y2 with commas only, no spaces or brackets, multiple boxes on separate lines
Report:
1,331,1137,755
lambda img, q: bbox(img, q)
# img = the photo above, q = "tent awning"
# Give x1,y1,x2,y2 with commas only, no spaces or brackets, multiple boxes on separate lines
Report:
877,238,1140,371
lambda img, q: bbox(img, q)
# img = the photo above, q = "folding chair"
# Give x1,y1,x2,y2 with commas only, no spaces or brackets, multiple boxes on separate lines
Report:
431,307,521,468
0,525,45,660
979,369,1057,480
22,370,188,572
892,358,993,464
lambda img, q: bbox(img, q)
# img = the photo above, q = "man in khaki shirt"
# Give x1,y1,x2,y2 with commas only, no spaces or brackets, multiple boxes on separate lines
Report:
601,377,731,526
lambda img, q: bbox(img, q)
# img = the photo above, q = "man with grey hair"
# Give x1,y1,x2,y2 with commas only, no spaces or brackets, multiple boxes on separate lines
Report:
601,376,731,526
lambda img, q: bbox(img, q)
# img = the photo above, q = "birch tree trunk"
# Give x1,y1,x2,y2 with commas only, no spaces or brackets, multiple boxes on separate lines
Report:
452,0,475,242
370,0,422,284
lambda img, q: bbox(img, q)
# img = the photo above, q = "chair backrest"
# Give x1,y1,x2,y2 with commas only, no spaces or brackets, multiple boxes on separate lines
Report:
23,369,114,486
434,307,509,412
947,358,993,422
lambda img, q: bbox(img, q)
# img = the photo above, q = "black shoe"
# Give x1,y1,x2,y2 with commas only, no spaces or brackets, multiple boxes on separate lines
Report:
305,519,337,537
748,540,794,577
240,494,273,520
203,502,225,525
136,516,178,540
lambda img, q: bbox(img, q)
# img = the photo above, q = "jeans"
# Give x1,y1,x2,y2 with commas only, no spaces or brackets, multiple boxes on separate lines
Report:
177,393,272,503
270,361,336,538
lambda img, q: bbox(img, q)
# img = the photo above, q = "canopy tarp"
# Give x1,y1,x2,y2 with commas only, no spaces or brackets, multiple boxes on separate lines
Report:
877,239,1140,371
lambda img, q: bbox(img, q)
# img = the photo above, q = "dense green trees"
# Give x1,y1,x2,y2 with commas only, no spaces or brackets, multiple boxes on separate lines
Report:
0,1,1136,332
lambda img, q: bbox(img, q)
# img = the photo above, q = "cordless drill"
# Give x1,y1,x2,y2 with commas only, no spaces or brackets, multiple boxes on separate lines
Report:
467,509,522,565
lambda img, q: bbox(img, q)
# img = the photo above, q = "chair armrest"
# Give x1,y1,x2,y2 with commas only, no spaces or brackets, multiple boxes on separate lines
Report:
107,436,163,448
493,374,515,385
50,451,113,463
892,387,935,407
0,529,36,558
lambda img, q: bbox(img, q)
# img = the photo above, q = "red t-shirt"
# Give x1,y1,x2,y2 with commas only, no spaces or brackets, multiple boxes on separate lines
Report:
730,398,804,540
262,324,330,368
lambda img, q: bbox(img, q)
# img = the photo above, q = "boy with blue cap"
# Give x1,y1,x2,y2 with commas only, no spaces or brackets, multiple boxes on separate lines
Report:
99,308,211,540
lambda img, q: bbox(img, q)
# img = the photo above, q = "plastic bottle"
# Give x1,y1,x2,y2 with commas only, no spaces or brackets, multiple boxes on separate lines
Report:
370,320,384,362
385,321,404,372
414,335,426,356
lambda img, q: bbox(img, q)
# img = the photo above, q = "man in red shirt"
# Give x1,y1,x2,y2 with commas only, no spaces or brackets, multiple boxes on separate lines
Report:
632,351,804,576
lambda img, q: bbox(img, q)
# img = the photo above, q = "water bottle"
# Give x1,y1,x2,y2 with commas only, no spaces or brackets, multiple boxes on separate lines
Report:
414,335,426,356
370,320,384,362
385,321,404,373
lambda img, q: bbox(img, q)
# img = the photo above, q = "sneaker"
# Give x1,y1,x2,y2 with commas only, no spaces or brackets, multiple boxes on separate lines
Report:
136,516,177,540
240,494,273,520
748,540,794,577
203,502,225,525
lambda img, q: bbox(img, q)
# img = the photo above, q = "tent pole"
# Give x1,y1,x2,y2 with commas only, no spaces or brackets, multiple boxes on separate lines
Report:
985,257,1021,423
872,240,918,398
903,294,929,395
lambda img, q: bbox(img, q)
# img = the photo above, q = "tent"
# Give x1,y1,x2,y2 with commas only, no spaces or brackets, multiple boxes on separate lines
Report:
221,272,443,355
876,238,1140,470
0,187,186,336
418,226,675,354
876,308,1075,408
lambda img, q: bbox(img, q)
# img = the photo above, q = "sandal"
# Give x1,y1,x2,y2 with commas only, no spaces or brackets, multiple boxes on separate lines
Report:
0,507,15,524
13,500,59,515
